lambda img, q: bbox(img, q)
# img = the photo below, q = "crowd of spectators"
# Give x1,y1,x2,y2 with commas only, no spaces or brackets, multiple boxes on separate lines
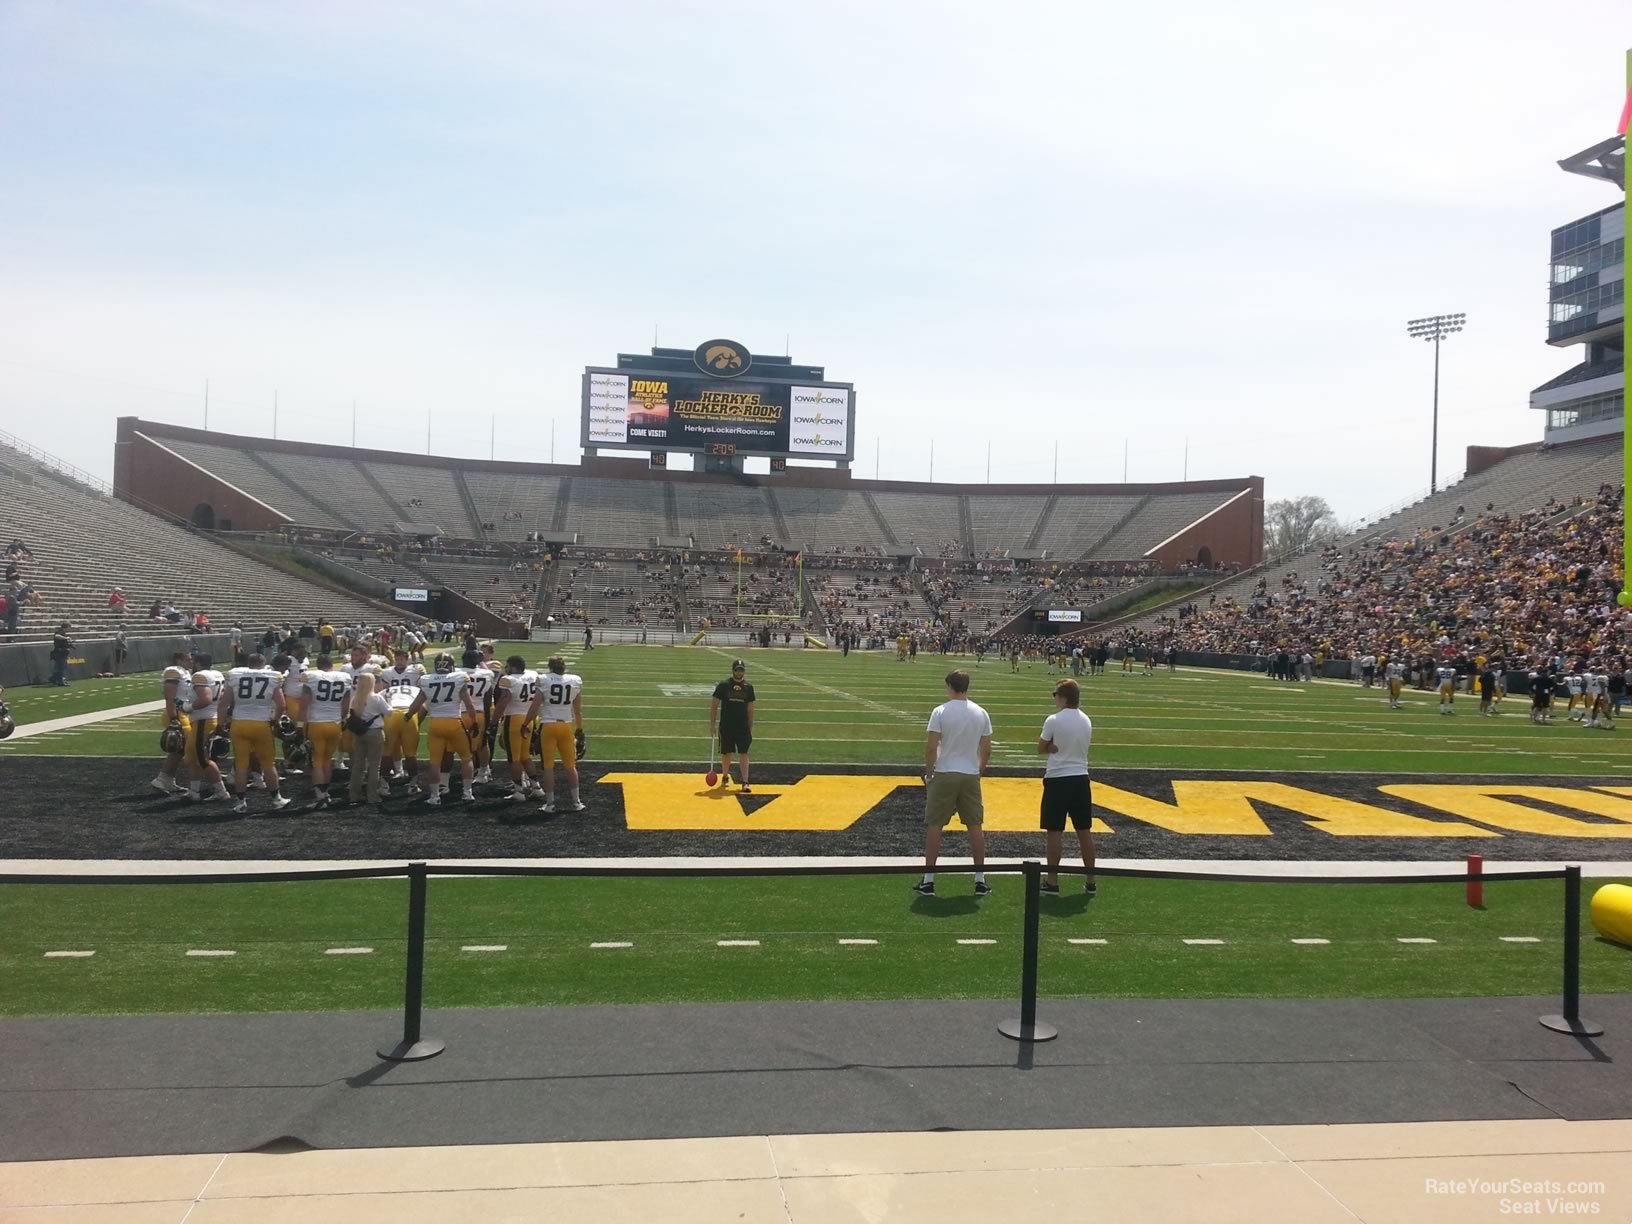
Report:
1150,485,1627,672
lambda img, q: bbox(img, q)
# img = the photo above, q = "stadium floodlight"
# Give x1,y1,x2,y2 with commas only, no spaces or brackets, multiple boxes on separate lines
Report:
1406,313,1466,494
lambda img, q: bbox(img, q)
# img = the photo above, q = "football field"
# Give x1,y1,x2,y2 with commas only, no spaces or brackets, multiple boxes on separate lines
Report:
1,644,1628,1018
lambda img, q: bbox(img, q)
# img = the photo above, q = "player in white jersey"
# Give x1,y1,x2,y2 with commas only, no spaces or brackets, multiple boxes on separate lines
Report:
1436,664,1458,715
377,648,424,783
493,655,542,801
219,654,291,812
406,652,478,805
153,650,195,794
1385,660,1405,709
460,648,500,784
302,657,354,808
524,655,585,814
338,645,382,768
184,652,231,801
1579,672,1605,727
1566,672,1585,720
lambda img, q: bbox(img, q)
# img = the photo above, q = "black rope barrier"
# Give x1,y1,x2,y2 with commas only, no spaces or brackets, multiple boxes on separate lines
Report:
2,859,1598,1056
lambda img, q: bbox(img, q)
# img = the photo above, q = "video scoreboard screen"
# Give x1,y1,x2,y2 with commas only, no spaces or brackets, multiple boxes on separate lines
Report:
582,340,854,461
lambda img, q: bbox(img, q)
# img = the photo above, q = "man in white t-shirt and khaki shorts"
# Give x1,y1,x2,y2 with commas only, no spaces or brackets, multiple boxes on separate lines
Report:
1039,677,1096,895
915,670,993,898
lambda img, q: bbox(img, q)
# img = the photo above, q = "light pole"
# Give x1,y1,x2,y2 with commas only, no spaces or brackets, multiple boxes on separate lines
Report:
1406,313,1466,493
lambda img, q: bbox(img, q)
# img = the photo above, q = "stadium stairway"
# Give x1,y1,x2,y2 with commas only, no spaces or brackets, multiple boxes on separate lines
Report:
861,491,901,548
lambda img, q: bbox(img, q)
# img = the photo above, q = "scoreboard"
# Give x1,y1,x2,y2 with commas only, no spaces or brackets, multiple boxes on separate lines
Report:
583,340,854,462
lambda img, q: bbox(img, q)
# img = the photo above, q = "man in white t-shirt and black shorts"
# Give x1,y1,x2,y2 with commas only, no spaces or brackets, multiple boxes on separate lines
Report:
1038,677,1095,895
915,669,993,898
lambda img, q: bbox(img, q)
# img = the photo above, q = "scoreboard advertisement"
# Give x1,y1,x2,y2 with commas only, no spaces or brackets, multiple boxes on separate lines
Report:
582,340,854,461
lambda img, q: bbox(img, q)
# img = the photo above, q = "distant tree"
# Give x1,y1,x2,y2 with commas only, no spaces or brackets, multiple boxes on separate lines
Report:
1266,496,1339,557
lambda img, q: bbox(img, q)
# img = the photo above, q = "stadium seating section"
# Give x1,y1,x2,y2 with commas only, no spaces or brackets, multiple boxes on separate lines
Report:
9,423,1623,658
0,440,387,645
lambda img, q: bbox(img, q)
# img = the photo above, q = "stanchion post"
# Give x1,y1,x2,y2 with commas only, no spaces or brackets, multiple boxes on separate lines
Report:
1540,866,1603,1037
379,862,446,1061
999,861,1058,1043
1466,854,1483,909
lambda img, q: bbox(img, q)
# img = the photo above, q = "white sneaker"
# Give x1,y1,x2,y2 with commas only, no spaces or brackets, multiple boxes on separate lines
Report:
540,800,557,814
151,776,175,794
475,767,491,783
566,801,586,812
505,788,528,802
425,791,441,806
232,799,249,814
271,795,292,810
463,790,477,803
390,768,407,780
247,776,266,791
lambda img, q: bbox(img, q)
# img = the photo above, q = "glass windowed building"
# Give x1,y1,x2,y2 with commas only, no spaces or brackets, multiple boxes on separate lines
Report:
1532,136,1625,444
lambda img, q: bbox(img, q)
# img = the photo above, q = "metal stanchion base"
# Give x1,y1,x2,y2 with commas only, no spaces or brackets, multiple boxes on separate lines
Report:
377,1038,446,1062
1539,1015,1604,1037
998,1019,1058,1042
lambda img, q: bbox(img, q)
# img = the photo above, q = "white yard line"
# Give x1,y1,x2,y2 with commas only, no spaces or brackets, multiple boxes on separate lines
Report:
837,938,878,945
1500,936,1542,943
1290,938,1331,945
42,950,94,958
716,939,760,947
1396,938,1438,945
324,947,373,955
956,938,997,946
7,700,163,740
185,949,236,957
460,945,508,952
590,941,634,949
1183,938,1227,945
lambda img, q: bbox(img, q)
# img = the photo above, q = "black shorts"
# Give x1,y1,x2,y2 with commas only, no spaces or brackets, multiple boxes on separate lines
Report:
1040,775,1093,832
719,726,752,754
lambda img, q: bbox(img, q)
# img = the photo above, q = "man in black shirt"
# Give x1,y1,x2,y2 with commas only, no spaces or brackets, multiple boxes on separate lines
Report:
709,659,756,793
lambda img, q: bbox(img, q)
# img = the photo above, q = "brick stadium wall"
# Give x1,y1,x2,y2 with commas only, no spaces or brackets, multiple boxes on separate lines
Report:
1145,479,1265,570
114,420,291,533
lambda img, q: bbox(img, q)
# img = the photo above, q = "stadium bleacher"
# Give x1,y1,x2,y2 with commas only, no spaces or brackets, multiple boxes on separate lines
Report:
0,441,388,645
560,478,666,548
772,488,891,553
867,491,962,555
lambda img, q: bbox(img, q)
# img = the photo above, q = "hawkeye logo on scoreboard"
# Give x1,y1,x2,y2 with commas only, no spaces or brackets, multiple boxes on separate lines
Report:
789,386,850,455
694,339,752,378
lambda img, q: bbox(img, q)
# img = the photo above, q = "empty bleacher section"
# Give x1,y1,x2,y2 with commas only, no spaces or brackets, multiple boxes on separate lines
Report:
1088,491,1246,559
463,471,564,540
155,436,330,527
1032,495,1139,556
868,491,962,556
672,484,776,550
968,495,1049,556
368,462,479,537
775,489,891,553
560,478,667,548
0,439,388,645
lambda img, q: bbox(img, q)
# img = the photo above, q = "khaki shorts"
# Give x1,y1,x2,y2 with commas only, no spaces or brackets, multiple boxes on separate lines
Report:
925,771,983,828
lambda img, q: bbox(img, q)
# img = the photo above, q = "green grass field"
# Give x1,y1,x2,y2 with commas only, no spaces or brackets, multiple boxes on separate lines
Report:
0,875,1614,1018
2,644,1628,1017
6,640,1630,776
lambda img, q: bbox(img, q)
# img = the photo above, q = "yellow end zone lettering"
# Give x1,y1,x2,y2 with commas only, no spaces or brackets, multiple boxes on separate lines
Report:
1382,786,1632,838
600,773,915,831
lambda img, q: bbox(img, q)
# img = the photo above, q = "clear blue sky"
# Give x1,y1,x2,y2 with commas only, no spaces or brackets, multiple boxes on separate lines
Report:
0,0,1624,519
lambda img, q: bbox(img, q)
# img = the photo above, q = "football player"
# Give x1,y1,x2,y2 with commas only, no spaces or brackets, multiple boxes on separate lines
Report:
406,651,479,805
493,654,542,801
302,656,353,808
1566,670,1585,721
377,647,423,784
1436,662,1458,715
1385,658,1405,709
1529,670,1553,725
219,653,291,813
525,655,585,814
184,652,231,802
1582,671,1604,729
460,648,499,785
280,642,309,773
153,650,194,795
338,644,379,769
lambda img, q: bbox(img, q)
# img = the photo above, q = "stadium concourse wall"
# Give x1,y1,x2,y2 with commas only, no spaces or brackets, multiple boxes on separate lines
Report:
0,632,232,689
114,418,1266,568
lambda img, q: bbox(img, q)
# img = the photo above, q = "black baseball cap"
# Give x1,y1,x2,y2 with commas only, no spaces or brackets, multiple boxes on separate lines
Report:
731,659,746,673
